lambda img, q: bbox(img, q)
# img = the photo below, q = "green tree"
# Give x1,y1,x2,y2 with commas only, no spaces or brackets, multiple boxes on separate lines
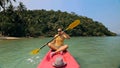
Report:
0,0,16,11
0,2,117,37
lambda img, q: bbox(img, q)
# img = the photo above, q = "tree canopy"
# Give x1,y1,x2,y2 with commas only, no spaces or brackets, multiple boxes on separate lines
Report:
0,3,116,37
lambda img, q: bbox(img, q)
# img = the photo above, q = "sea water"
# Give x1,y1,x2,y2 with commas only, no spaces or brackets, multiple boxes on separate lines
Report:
0,37,120,68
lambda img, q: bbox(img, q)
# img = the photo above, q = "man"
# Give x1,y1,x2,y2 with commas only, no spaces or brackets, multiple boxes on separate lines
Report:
48,28,70,55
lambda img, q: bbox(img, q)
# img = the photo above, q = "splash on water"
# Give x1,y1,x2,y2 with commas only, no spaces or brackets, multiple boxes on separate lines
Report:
26,56,41,64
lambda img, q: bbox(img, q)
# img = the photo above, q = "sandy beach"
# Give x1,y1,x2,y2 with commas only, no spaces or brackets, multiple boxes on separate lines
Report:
0,37,20,40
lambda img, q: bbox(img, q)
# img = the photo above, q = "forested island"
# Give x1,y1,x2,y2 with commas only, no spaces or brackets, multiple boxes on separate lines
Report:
0,2,116,37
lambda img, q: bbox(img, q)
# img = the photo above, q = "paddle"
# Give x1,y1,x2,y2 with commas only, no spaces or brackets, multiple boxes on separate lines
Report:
31,20,80,55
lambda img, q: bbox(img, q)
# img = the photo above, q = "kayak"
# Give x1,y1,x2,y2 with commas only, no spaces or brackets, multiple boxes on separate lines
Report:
37,50,80,68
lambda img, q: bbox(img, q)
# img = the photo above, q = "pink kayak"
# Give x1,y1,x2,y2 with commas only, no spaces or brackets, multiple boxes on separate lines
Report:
37,50,80,68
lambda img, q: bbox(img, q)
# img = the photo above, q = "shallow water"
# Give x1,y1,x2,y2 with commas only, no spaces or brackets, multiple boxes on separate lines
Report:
0,37,120,68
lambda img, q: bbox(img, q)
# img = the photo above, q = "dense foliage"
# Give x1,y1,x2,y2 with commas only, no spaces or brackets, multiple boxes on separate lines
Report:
0,3,116,37
0,0,16,11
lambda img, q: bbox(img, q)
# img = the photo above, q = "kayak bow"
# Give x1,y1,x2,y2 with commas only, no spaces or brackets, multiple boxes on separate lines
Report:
37,50,80,68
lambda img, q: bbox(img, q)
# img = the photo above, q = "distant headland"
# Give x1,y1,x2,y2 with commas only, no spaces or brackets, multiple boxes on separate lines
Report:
0,3,116,37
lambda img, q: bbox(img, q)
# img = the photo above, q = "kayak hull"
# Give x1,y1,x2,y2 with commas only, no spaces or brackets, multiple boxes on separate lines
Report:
37,50,80,68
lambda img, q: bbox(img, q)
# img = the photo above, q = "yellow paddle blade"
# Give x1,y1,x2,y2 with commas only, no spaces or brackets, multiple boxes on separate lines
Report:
66,20,80,30
30,49,40,55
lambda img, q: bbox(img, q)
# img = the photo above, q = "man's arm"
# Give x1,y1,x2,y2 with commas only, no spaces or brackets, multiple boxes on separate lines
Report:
62,31,70,39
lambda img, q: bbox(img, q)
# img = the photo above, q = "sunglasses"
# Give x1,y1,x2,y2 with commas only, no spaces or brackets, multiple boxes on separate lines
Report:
58,30,62,32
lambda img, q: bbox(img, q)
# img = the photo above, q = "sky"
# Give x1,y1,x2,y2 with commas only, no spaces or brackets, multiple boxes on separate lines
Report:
14,0,120,34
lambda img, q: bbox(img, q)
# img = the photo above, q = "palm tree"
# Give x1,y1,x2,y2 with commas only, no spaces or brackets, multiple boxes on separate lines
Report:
17,2,26,11
0,0,16,11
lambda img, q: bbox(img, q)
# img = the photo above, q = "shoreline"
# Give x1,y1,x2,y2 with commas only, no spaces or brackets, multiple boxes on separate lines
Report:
0,37,21,40
0,36,46,40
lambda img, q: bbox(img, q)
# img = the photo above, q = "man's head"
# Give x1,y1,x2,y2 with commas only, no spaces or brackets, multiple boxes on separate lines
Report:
57,28,63,35
58,28,62,32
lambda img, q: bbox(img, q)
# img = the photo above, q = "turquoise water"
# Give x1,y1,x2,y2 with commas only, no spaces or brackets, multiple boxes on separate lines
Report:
0,37,120,68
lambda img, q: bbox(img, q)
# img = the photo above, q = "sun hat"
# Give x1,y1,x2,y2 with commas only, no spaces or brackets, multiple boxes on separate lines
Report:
52,57,66,67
